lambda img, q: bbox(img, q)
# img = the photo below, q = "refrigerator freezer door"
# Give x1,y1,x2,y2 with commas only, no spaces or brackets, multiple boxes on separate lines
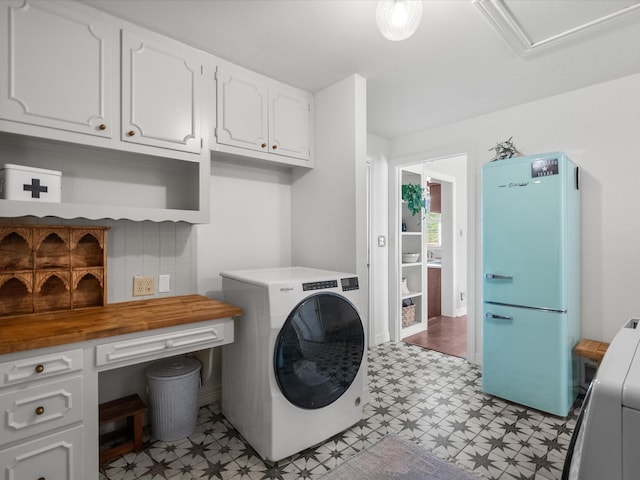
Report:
482,303,574,416
482,156,568,311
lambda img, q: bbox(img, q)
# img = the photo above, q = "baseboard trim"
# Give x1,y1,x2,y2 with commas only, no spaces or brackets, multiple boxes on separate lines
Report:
374,331,391,346
198,384,221,407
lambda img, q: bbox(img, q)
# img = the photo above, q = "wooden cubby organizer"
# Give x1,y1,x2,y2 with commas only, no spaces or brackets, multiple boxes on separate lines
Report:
0,225,108,316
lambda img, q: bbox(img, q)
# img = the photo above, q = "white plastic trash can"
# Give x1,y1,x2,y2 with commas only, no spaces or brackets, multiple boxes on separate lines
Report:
146,357,201,441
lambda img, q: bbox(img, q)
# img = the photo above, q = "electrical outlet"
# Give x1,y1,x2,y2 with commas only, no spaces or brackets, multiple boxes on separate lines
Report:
133,275,155,296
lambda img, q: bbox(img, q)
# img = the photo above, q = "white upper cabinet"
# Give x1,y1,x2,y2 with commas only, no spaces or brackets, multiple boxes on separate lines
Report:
216,67,269,153
0,1,211,223
216,64,313,167
121,30,203,154
269,86,312,160
0,0,114,137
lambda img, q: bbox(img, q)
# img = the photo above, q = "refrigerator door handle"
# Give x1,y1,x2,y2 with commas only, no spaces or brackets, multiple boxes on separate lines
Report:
485,312,513,320
485,273,513,280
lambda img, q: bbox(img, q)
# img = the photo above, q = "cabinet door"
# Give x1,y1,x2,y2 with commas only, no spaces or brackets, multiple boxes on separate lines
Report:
0,425,83,480
428,183,441,213
121,30,202,153
0,0,113,137
269,85,312,160
427,267,441,318
216,66,269,153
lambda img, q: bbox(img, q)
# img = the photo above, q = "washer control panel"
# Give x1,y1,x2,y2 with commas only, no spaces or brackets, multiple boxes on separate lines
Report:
301,276,360,292
303,280,338,291
340,277,359,291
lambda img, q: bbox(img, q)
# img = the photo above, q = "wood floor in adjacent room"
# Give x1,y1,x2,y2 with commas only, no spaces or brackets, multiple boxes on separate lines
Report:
403,315,467,358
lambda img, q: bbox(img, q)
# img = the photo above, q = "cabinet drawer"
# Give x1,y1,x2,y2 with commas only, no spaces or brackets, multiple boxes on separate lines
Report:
0,425,83,480
0,349,83,388
0,376,83,446
96,320,233,367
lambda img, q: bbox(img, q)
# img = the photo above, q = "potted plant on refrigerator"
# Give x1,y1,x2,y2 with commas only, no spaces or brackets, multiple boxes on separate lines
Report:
489,136,520,161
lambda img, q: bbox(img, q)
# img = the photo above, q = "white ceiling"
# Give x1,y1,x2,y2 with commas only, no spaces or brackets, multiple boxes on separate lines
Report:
82,0,640,139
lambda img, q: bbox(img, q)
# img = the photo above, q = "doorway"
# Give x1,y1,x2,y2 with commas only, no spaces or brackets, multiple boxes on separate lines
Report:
391,153,470,359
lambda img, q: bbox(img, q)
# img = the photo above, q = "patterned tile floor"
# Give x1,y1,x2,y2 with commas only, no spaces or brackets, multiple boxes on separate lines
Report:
100,342,581,480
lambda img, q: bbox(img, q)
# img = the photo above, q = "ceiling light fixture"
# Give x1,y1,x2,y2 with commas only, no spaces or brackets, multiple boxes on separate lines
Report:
376,0,423,41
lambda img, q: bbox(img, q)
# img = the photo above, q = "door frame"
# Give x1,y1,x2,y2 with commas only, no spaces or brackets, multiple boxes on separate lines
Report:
388,149,477,364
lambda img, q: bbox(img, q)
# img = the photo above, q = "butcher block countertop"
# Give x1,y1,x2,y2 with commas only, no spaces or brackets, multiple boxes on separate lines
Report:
0,295,242,355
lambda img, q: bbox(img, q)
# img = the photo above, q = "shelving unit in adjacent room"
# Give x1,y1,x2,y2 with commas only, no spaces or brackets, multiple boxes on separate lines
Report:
400,167,427,337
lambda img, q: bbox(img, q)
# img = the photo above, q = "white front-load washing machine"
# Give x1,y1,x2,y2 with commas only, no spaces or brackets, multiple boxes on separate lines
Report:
220,267,366,462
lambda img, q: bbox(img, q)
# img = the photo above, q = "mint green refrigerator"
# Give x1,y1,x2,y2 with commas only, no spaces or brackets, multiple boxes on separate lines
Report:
482,152,580,416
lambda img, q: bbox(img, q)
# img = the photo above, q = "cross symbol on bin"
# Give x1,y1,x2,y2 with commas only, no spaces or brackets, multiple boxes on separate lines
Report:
23,178,48,198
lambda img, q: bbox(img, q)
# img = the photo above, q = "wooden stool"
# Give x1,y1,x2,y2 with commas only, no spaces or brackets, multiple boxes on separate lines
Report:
99,394,148,464
574,338,610,367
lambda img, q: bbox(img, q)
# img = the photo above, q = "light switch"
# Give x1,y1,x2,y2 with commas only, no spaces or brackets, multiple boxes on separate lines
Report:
158,274,170,293
378,235,386,247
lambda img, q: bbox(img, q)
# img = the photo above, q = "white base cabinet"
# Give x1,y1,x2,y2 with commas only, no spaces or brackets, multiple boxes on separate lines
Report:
0,348,85,479
0,317,234,480
0,426,84,480
216,62,313,167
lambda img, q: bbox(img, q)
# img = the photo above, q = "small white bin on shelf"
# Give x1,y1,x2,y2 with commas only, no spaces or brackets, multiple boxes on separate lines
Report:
146,357,201,442
0,163,61,202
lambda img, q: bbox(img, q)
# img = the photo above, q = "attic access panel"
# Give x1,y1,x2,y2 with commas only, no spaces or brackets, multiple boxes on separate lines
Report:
474,0,640,56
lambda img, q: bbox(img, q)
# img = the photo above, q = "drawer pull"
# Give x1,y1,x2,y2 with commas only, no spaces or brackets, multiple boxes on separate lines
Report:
35,406,45,415
35,364,45,374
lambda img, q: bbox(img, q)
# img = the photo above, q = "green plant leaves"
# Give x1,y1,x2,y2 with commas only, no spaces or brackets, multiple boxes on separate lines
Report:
489,136,520,161
401,183,426,216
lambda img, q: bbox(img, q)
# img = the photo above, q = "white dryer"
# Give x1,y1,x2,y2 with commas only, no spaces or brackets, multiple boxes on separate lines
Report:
220,267,366,462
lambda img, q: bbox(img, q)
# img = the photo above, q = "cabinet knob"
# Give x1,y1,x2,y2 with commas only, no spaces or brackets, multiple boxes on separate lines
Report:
38,478,45,480
35,406,45,415
272,145,278,150
261,143,267,149
98,123,107,131
127,130,136,137
34,364,44,374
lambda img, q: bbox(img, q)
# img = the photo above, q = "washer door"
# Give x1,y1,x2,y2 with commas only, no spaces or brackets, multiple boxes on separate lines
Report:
274,292,365,409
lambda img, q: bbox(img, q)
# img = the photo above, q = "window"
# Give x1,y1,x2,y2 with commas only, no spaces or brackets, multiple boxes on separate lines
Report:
426,211,441,246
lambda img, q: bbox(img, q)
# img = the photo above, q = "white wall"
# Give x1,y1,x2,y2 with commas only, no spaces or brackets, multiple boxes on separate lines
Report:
192,156,292,401
389,72,640,358
196,155,292,300
367,134,391,345
291,74,369,325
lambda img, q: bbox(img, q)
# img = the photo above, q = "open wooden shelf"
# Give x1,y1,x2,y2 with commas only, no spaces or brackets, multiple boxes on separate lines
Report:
0,224,108,316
